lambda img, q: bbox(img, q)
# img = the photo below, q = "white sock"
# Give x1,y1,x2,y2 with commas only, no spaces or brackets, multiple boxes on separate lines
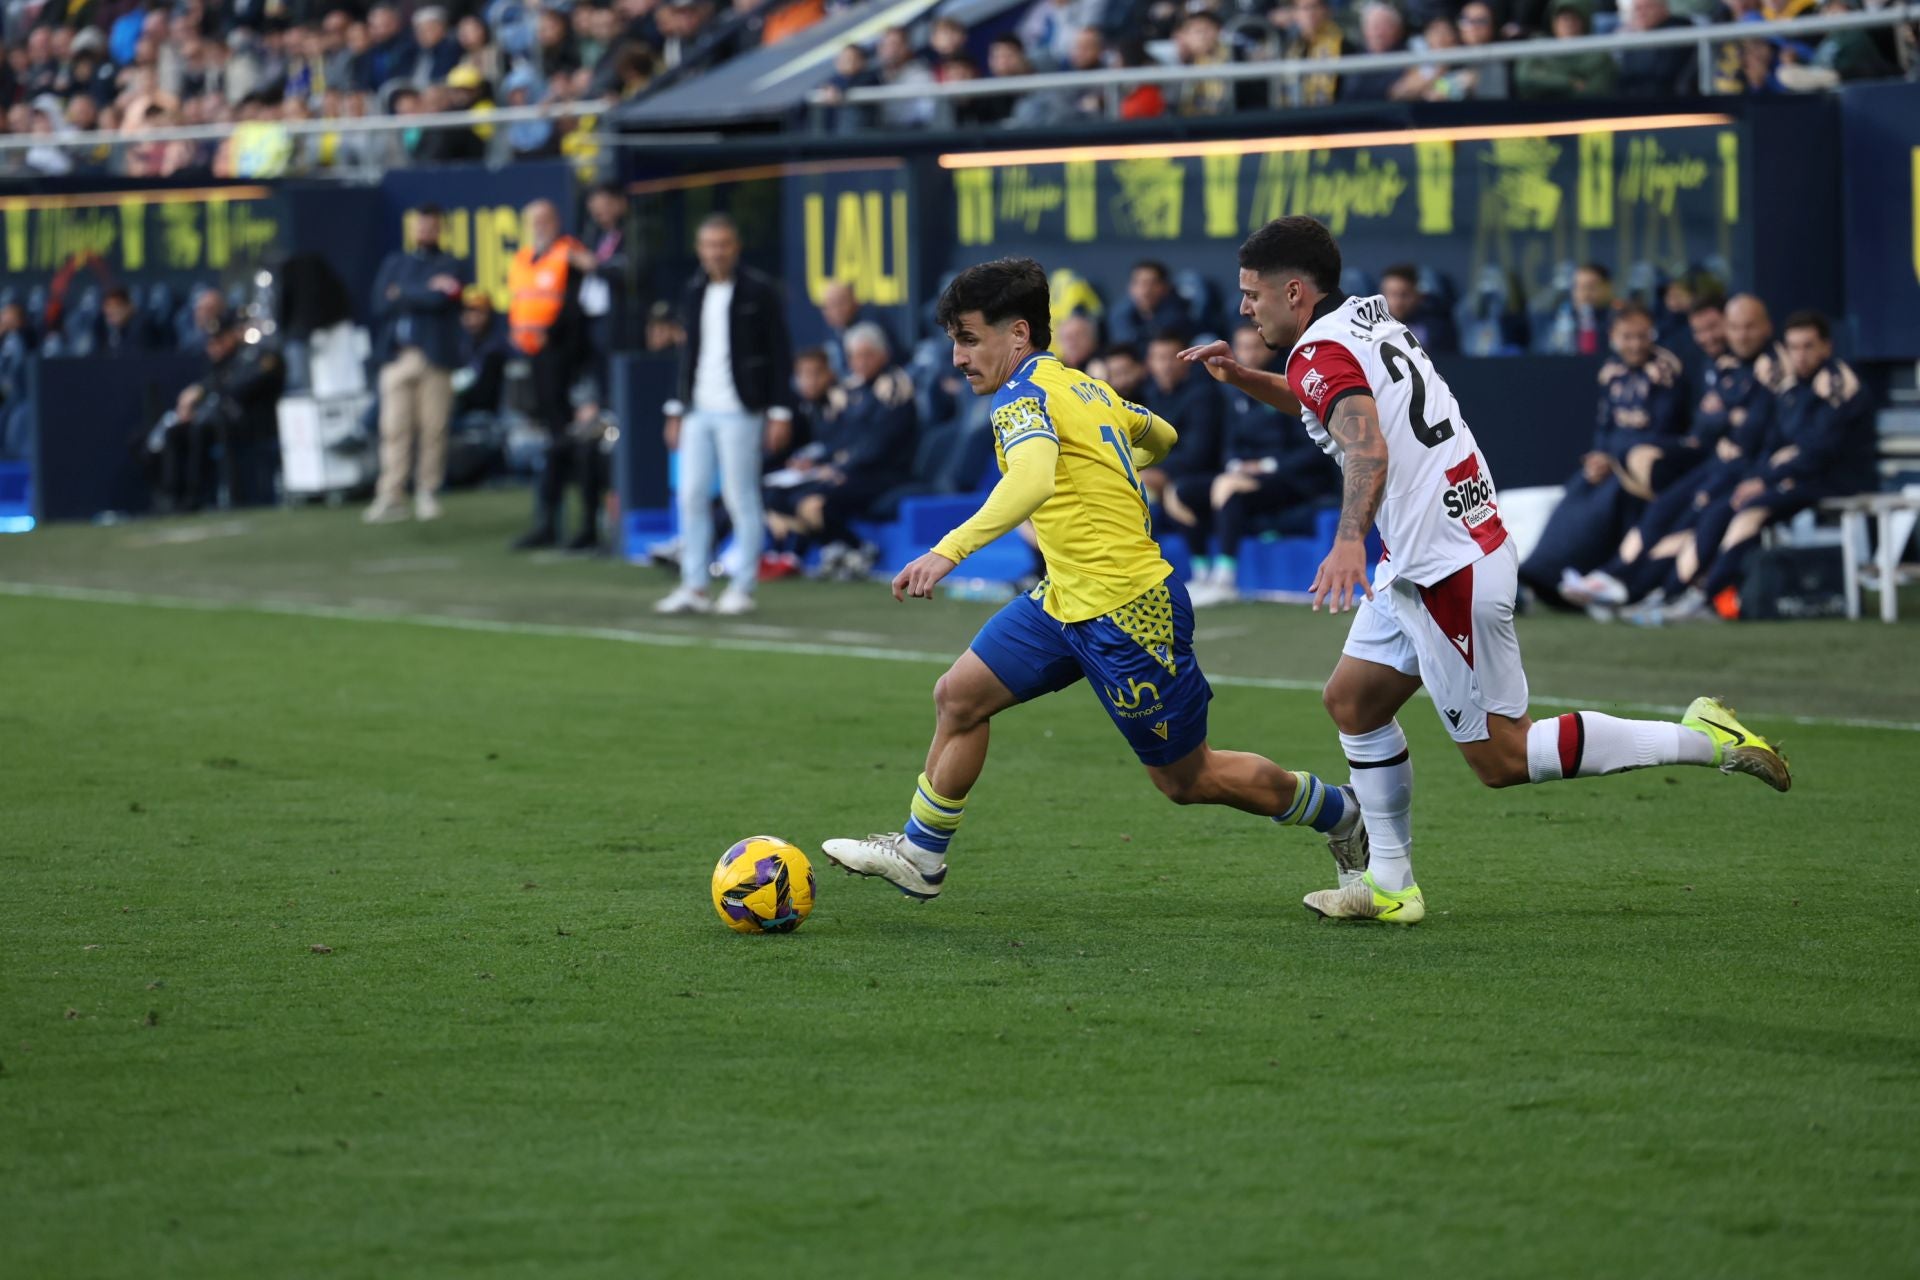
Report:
1340,720,1415,893
1525,712,1715,782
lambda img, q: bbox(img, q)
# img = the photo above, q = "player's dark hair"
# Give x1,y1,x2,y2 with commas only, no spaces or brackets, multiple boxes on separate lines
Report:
1130,259,1171,284
1380,263,1419,289
1577,261,1612,283
936,257,1052,350
1237,217,1342,296
1783,309,1830,340
1612,301,1653,325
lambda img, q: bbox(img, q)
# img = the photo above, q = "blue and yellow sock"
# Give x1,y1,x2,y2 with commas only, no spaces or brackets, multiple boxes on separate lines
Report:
904,772,967,857
1273,771,1347,834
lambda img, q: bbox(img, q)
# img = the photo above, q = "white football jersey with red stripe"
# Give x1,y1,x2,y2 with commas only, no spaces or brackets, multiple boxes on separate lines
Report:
1285,293,1507,587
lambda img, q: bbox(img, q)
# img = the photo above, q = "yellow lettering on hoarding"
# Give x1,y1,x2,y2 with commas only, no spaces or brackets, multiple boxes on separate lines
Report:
1415,141,1452,234
1066,161,1097,242
1913,146,1920,285
1202,154,1239,237
803,194,828,301
206,196,230,269
955,168,994,246
832,191,866,289
120,199,145,271
1720,130,1740,227
5,207,24,271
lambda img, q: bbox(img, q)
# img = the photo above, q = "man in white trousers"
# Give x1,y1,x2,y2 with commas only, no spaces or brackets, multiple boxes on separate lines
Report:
657,214,795,616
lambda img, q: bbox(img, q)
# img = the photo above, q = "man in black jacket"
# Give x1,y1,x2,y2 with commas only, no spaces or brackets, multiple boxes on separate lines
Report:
367,203,465,523
656,212,794,616
148,321,286,513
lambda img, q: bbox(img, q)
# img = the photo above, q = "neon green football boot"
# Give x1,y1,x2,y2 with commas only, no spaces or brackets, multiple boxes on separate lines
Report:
1683,696,1792,793
1303,871,1425,925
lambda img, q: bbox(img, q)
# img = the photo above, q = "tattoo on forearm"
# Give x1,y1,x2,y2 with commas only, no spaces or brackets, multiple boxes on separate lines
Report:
1329,399,1388,543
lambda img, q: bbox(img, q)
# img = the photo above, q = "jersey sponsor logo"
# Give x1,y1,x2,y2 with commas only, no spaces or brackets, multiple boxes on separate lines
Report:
1300,367,1328,405
1441,454,1496,525
1104,676,1162,711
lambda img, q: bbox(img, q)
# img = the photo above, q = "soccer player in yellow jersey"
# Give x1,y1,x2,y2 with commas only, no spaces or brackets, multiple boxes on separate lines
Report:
823,258,1367,900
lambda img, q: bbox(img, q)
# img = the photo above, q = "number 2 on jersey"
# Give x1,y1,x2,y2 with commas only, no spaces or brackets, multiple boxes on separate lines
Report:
1379,337,1457,449
1098,424,1152,532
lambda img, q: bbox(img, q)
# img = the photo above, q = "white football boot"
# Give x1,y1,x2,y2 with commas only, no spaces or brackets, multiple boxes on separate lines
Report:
714,586,756,616
821,833,947,900
653,585,712,615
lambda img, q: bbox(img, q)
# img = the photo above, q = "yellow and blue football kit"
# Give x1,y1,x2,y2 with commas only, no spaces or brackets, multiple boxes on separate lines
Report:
930,352,1213,768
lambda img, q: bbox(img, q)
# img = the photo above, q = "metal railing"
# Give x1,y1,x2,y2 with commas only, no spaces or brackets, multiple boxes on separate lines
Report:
835,5,1917,113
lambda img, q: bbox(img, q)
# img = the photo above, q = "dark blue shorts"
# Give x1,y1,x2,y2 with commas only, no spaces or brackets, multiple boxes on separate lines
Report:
969,576,1212,767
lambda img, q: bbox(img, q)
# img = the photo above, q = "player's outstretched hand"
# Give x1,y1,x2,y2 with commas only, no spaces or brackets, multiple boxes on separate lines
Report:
892,551,957,602
1309,541,1374,613
1178,340,1242,385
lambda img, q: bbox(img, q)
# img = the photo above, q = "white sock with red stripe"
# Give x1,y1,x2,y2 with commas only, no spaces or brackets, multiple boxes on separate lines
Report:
1525,712,1715,782
1340,720,1415,893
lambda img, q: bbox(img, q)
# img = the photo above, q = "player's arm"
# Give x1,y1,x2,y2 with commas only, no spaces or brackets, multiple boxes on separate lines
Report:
1311,393,1389,612
893,423,1059,602
1121,398,1178,468
1179,339,1302,415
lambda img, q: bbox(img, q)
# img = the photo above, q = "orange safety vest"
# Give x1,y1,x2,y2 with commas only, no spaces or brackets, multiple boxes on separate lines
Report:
507,237,580,355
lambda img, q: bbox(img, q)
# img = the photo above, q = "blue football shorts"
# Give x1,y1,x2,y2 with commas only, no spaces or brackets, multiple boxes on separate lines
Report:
968,575,1212,767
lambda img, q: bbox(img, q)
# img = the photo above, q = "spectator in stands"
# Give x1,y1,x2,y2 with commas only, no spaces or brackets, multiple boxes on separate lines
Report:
1453,1,1511,98
1139,330,1224,563
975,34,1046,126
1390,15,1462,100
452,286,509,425
1282,0,1346,107
1342,2,1412,101
774,345,831,473
406,7,462,87
1516,0,1617,98
508,198,597,551
1659,311,1874,620
455,14,506,86
815,42,877,131
1108,261,1192,346
769,322,916,580
1616,0,1698,96
146,319,285,513
534,5,584,79
354,5,413,93
1020,0,1105,66
1173,9,1251,117
1520,303,1690,606
1096,343,1148,400
367,202,465,524
1380,264,1459,355
581,182,639,359
94,286,152,356
645,299,686,351
1540,262,1615,355
928,16,970,77
1112,40,1168,119
1187,324,1338,605
819,281,892,376
1813,0,1900,82
1565,295,1782,613
874,25,935,128
658,211,793,614
0,303,34,449
498,67,557,160
1058,27,1113,117
1056,313,1100,372
178,287,230,355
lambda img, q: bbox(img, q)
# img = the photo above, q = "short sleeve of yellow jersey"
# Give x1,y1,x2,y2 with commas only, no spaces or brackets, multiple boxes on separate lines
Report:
991,394,1060,457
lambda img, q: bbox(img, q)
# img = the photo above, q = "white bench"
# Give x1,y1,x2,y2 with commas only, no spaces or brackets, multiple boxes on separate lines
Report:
1819,491,1920,622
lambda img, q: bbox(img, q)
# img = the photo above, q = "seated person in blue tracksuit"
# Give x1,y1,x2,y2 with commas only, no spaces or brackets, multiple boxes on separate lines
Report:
1107,261,1195,347
1185,325,1340,605
763,322,916,573
1564,294,1783,610
1519,302,1691,607
1649,310,1875,621
1137,328,1224,566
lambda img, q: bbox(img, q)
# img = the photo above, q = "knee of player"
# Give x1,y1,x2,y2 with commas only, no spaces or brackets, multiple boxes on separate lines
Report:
1151,771,1208,806
932,671,989,728
1321,683,1369,736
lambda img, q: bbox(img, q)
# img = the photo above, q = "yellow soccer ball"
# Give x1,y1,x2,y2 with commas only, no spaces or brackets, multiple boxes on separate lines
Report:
711,836,816,934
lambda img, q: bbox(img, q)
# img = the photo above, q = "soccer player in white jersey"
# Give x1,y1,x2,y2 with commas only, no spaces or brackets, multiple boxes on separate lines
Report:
1182,217,1791,925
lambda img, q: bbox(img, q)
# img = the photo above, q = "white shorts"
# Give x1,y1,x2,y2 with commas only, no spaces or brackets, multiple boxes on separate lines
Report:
1342,539,1530,744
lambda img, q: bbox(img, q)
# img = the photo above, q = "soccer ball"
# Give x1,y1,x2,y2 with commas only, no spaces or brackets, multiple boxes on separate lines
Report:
711,836,816,934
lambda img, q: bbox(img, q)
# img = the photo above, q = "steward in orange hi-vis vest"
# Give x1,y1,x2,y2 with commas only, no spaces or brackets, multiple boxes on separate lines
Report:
508,235,584,355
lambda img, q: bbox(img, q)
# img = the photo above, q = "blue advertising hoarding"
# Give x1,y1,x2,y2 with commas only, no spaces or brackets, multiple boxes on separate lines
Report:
1840,82,1920,361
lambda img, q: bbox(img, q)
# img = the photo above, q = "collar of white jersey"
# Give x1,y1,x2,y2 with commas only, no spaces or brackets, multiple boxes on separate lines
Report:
1289,293,1350,362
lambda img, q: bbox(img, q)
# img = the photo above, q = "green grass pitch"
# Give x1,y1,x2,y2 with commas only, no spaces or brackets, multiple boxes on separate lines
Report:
3,494,1918,1278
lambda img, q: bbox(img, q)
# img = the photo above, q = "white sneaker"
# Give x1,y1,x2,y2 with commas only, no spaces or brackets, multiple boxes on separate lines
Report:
362,499,407,524
1186,579,1237,608
714,587,756,616
653,586,712,615
821,832,947,900
414,492,442,521
1583,570,1629,606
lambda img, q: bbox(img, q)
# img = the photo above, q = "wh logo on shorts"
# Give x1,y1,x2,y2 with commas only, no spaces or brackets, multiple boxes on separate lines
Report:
1104,677,1161,711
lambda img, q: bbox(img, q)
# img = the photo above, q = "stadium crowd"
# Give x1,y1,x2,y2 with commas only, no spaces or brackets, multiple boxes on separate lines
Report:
2,0,1914,175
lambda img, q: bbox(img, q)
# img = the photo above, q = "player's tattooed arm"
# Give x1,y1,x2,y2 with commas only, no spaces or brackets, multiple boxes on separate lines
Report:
1327,395,1388,544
